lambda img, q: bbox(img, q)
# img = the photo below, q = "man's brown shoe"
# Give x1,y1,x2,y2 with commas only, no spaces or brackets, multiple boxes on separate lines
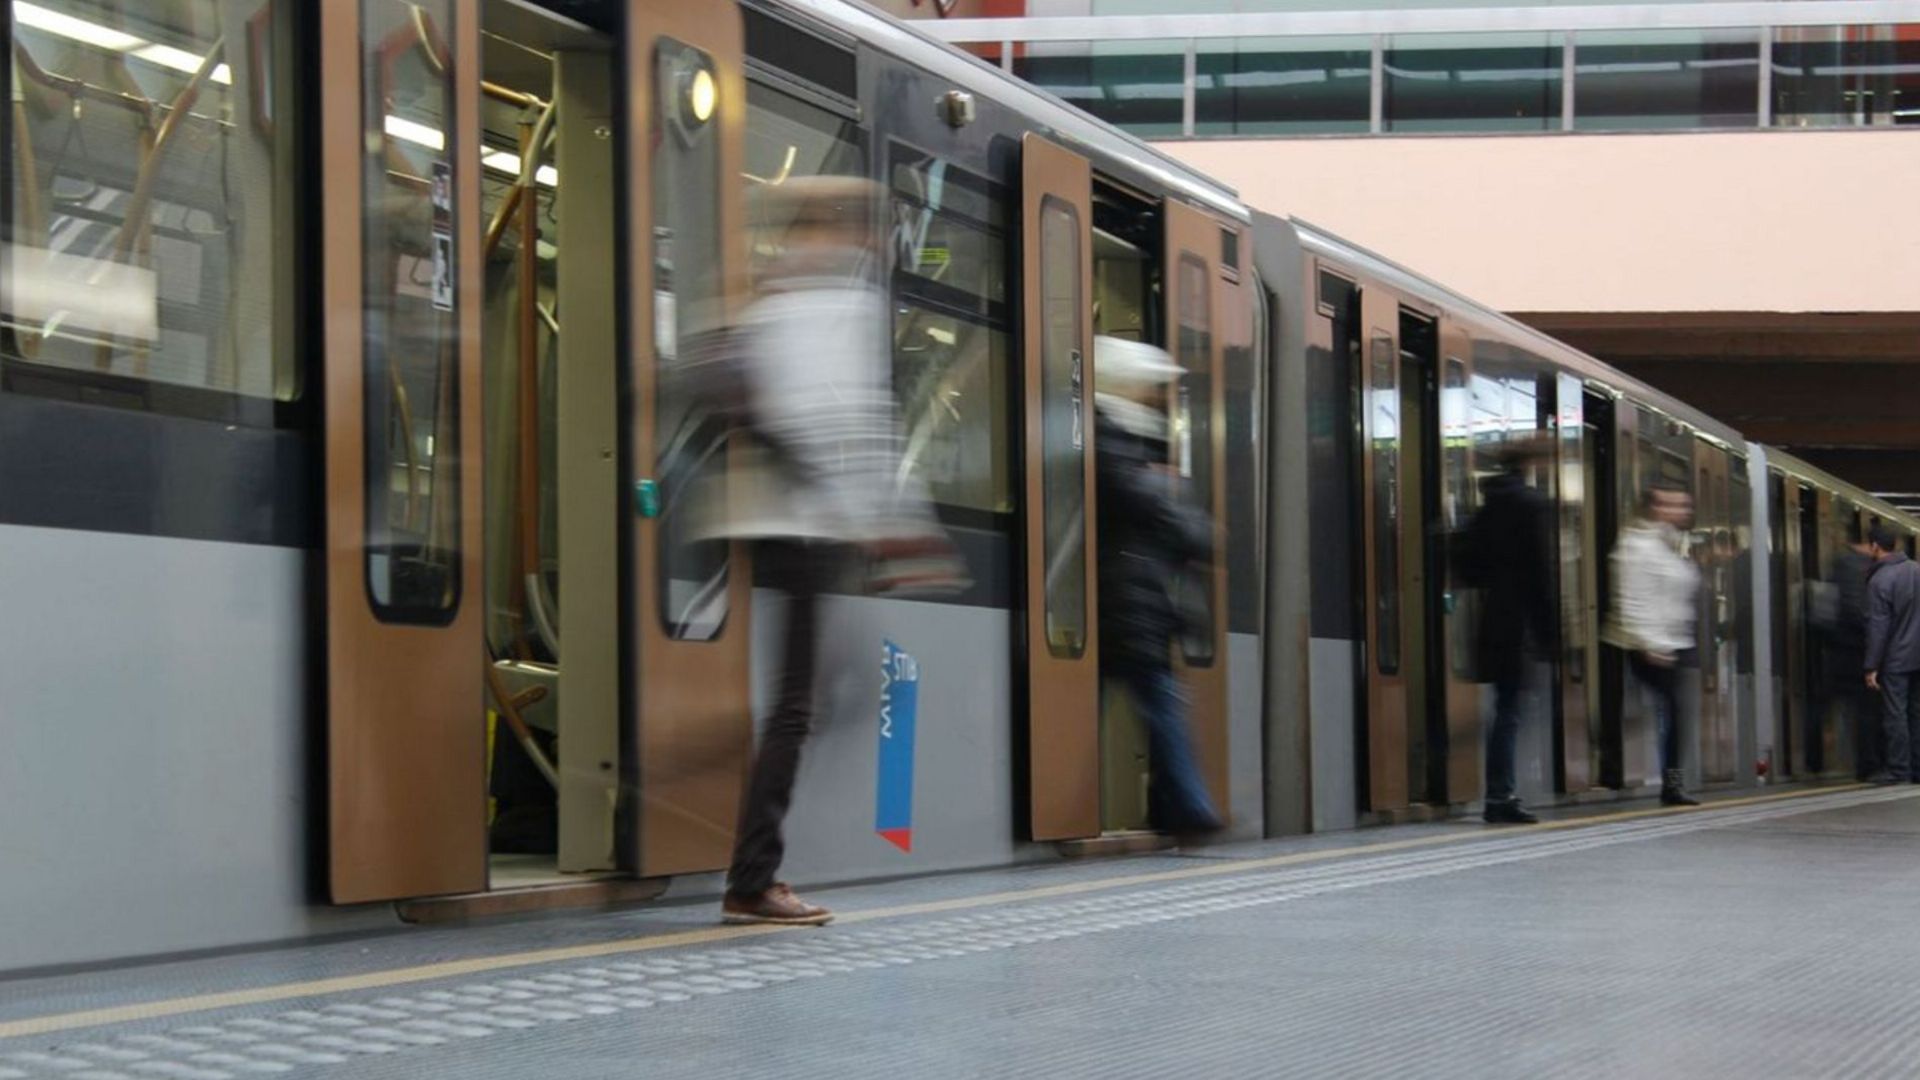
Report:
721,883,833,926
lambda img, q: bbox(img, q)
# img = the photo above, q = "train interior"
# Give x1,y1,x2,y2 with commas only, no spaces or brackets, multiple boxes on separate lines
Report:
475,0,617,888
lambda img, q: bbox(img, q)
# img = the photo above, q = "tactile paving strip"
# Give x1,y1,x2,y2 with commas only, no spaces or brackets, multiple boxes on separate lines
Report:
2,787,1912,1079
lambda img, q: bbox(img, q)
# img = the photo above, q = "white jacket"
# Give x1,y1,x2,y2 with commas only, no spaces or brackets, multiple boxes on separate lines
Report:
1611,520,1699,657
691,256,934,545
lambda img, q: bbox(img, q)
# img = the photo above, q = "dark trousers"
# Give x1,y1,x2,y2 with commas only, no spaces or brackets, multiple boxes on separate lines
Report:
1110,663,1220,832
726,539,836,898
1878,671,1920,783
1629,651,1684,776
1485,663,1524,805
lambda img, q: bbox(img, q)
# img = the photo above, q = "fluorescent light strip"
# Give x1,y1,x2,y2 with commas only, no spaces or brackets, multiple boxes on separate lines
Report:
481,149,557,187
14,1,232,85
385,115,447,152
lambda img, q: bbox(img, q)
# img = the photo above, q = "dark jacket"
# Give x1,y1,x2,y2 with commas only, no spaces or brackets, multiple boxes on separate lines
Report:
1827,547,1874,656
1865,551,1920,675
1461,470,1557,684
1094,406,1212,674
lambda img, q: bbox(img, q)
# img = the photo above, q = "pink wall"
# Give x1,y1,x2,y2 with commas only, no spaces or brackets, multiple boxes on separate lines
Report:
1165,130,1920,314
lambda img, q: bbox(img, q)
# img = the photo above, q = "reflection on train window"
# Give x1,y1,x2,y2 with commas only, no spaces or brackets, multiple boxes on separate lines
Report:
4,0,298,409
1175,254,1215,666
891,148,1012,516
653,39,727,642
745,83,863,284
1443,358,1476,679
1371,332,1401,676
1039,197,1086,659
362,0,461,623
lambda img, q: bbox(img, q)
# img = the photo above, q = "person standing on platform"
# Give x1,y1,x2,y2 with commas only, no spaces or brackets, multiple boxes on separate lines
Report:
1614,484,1701,807
1864,522,1920,784
1460,439,1557,825
1092,336,1222,838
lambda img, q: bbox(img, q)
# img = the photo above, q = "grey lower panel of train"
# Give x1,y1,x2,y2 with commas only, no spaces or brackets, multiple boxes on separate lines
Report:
0,522,1266,973
0,526,390,973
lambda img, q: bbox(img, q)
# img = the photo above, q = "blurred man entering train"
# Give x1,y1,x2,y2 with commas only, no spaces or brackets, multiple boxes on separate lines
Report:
1093,336,1222,838
1863,522,1920,784
1818,522,1879,780
708,176,956,926
1614,484,1701,807
1459,439,1556,825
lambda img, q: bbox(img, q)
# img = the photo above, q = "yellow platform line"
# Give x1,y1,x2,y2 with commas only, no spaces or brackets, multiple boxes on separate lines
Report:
0,783,1863,1040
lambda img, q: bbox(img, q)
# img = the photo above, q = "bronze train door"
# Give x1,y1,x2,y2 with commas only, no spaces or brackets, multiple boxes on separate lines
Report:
624,3,753,876
1164,201,1233,817
1555,374,1595,794
1021,134,1100,841
1694,441,1736,784
321,0,487,903
1358,287,1409,812
1437,331,1481,807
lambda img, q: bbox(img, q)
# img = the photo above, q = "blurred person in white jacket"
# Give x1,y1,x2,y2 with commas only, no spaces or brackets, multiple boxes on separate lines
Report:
705,176,954,926
1611,484,1702,807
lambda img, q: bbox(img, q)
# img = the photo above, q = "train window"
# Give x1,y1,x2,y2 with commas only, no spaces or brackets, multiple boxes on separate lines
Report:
653,38,728,642
1175,254,1215,666
1371,332,1401,676
745,83,864,285
890,148,1013,516
1039,197,1086,659
361,0,461,623
3,0,299,416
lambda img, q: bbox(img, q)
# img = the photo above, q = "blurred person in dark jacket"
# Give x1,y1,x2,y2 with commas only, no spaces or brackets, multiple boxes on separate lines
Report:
1819,521,1878,779
1093,336,1222,837
1459,438,1556,825
1864,522,1920,784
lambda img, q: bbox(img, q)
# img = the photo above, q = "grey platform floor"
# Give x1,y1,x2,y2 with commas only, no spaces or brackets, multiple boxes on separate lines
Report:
4,784,1920,1079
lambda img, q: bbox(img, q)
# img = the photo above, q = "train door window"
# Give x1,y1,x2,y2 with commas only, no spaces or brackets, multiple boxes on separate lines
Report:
1175,254,1216,665
1039,197,1087,657
1370,331,1401,676
3,0,301,412
652,39,728,641
890,147,1012,516
363,0,463,621
1443,357,1474,679
746,83,863,281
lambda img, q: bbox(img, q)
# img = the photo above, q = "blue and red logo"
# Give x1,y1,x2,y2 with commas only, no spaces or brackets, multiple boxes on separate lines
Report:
875,641,920,852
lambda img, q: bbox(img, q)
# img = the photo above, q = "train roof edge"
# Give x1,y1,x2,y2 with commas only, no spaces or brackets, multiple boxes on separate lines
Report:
765,0,1251,224
1285,215,1748,451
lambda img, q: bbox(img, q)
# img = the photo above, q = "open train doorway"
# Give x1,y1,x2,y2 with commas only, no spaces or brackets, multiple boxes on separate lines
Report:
1088,180,1162,833
477,0,619,889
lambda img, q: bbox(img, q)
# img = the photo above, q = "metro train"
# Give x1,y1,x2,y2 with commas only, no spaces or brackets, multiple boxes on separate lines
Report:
1,0,1912,973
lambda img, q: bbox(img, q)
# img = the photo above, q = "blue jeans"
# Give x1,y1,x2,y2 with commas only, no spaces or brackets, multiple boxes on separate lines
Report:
1117,666,1220,832
1630,651,1685,775
1879,671,1920,782
1485,666,1523,804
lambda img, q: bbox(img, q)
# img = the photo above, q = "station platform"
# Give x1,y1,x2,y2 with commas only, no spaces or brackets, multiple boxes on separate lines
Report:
4,783,1918,1079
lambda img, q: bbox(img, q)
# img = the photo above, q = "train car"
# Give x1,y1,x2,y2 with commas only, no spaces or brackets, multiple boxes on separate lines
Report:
3,0,1912,977
0,0,1266,973
1256,217,1766,834
1757,447,1920,782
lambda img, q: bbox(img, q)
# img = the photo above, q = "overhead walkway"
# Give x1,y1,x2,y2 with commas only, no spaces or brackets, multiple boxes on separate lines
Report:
3,784,1918,1079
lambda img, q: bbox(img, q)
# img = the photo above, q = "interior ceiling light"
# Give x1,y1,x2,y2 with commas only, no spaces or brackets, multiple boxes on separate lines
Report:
481,150,557,188
385,115,447,152
14,2,232,85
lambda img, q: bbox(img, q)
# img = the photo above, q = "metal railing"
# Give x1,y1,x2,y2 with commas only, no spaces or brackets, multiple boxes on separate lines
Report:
917,2,1920,137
